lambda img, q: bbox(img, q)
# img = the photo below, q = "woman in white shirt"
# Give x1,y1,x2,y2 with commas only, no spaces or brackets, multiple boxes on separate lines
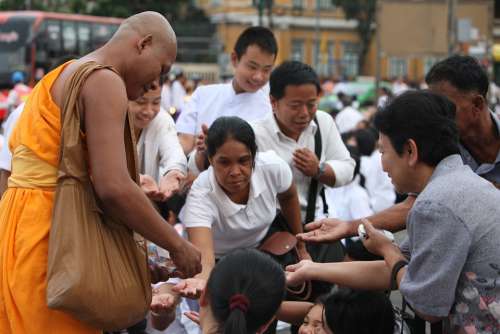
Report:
129,80,187,203
176,116,309,297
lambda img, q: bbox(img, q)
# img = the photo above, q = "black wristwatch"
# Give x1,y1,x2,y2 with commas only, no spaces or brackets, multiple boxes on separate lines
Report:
314,162,326,180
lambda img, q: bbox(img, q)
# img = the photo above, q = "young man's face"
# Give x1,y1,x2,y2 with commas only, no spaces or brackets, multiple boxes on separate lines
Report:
231,44,275,93
378,133,413,194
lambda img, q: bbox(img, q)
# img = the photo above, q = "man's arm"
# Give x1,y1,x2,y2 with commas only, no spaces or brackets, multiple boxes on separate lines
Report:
297,195,415,243
178,133,195,155
82,70,200,278
286,259,391,291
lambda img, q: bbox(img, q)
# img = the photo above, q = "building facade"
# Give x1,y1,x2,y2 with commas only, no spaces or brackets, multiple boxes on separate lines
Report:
196,0,493,81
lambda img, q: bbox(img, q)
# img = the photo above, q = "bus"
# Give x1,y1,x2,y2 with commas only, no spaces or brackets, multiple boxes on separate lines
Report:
0,11,123,89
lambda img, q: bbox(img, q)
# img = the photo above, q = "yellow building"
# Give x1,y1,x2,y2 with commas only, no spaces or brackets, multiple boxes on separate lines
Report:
196,0,360,79
196,0,493,81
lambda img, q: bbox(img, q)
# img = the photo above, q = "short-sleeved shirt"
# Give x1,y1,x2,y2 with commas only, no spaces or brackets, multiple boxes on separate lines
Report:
180,151,293,258
175,82,271,136
398,155,500,332
458,111,500,186
251,110,355,221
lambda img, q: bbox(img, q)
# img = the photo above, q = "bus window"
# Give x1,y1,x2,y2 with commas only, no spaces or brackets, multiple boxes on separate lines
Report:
0,15,34,88
62,20,77,55
91,23,113,49
78,22,91,55
45,19,62,58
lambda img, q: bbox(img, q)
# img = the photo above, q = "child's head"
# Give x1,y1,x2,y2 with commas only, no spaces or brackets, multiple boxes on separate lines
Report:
323,288,395,334
206,249,286,334
231,26,278,93
298,295,329,334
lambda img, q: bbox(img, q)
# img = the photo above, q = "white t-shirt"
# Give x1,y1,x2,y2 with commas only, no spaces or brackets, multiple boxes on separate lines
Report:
0,103,24,171
180,151,292,258
360,150,395,212
176,82,271,137
335,106,364,134
325,175,374,221
171,80,186,112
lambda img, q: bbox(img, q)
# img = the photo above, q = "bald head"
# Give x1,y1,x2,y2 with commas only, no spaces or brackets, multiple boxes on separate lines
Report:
113,11,176,51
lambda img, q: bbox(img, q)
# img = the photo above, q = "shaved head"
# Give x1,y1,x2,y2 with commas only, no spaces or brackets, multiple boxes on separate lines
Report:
113,11,176,51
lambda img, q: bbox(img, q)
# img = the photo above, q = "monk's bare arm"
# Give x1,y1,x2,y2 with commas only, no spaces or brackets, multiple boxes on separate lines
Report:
82,70,201,277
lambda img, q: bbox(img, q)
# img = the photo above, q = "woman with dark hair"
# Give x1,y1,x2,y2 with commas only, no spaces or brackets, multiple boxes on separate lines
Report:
184,249,286,334
176,116,307,299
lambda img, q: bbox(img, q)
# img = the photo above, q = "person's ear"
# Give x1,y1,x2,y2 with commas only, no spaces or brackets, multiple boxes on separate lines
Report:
230,51,239,68
137,34,153,53
471,94,486,116
406,139,419,167
270,95,278,113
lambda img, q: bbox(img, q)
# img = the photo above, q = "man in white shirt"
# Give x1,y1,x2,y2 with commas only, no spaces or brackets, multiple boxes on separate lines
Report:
252,61,355,222
177,26,277,155
335,93,364,134
170,69,187,116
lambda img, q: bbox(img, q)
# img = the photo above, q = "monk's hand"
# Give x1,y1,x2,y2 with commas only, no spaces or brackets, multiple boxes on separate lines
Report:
140,174,166,202
159,170,185,200
293,148,320,177
170,239,202,279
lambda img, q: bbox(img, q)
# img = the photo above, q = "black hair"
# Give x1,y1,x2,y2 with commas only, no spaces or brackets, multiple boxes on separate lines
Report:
234,26,278,60
207,249,286,334
206,116,258,163
324,288,395,334
425,55,489,98
374,90,459,166
270,61,321,100
353,128,378,156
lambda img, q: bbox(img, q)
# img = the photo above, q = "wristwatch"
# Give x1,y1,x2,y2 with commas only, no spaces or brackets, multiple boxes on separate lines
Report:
314,162,327,180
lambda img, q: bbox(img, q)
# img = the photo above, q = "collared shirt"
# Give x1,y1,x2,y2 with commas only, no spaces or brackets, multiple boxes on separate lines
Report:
180,151,292,258
399,155,500,332
136,109,187,183
251,110,355,221
175,82,271,137
458,111,500,186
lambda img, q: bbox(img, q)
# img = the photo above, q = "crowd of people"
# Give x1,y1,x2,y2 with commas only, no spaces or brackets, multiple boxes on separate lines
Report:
0,10,499,334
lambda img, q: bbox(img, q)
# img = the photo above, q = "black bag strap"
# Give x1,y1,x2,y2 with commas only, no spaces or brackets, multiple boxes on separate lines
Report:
305,117,328,224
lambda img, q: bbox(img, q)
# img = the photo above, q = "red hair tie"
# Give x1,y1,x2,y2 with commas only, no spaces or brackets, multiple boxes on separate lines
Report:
229,294,250,313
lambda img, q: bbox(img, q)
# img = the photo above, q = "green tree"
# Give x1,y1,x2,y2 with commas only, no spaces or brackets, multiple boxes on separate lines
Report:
333,0,377,74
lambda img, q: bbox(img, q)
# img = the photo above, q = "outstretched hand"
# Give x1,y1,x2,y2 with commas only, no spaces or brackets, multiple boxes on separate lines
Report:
297,218,354,243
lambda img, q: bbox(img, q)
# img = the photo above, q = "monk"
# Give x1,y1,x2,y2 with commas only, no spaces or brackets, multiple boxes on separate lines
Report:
0,12,201,334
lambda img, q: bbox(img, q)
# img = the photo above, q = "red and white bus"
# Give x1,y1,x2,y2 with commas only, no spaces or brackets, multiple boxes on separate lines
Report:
0,11,123,87
0,11,122,119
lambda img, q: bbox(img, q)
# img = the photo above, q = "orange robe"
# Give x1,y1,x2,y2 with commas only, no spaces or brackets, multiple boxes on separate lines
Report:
0,63,99,334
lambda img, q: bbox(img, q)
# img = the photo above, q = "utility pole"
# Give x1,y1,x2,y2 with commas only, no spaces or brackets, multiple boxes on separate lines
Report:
447,0,458,55
375,0,382,101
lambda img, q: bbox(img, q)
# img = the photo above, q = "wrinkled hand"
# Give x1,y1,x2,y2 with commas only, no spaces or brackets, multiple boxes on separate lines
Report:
173,278,206,299
149,263,176,284
360,219,395,257
170,239,202,279
140,174,167,202
297,218,353,243
285,260,315,287
150,290,178,316
293,148,319,177
159,170,185,200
